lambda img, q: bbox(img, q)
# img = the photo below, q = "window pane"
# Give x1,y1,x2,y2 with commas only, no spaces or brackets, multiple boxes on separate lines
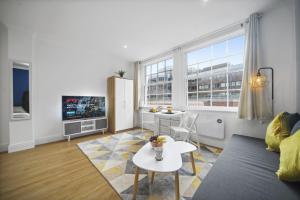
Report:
157,84,164,94
147,95,151,104
212,91,227,107
211,59,227,92
150,95,157,104
158,61,165,72
229,90,240,107
165,71,172,81
228,35,245,55
148,85,157,94
151,64,157,74
164,94,172,105
228,54,243,90
228,54,243,71
145,58,173,106
198,61,211,74
187,64,198,79
158,72,165,82
188,93,198,106
150,73,157,83
164,83,172,93
198,76,210,91
212,41,226,59
198,92,211,106
188,79,197,92
212,71,227,90
198,61,211,92
166,59,173,71
157,95,163,105
187,47,211,65
186,35,245,108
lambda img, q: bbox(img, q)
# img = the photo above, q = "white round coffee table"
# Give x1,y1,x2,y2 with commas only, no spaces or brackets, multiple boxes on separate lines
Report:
132,136,197,200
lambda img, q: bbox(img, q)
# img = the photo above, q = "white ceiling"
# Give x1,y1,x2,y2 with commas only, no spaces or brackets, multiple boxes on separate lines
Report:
0,0,279,61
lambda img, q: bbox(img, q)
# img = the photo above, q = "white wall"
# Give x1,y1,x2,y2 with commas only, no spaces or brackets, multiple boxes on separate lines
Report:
139,0,298,148
33,37,133,144
201,0,298,147
0,26,133,152
295,0,300,113
260,0,297,113
0,22,9,151
200,0,298,147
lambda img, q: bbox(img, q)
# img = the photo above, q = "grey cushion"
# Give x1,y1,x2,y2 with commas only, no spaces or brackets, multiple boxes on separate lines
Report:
283,112,300,132
291,120,300,134
192,134,300,200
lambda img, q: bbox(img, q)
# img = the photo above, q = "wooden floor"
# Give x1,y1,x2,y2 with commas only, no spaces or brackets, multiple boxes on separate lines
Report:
0,132,121,200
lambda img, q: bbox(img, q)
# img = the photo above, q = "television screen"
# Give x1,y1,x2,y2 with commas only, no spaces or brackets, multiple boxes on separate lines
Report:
62,96,105,120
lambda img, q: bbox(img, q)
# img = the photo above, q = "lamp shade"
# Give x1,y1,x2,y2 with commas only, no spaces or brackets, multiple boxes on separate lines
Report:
252,74,267,88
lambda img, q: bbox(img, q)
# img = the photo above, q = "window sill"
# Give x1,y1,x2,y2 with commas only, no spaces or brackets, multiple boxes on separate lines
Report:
139,105,238,113
185,106,238,113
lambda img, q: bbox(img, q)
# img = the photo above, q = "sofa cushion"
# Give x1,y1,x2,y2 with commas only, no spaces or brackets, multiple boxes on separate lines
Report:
291,120,300,135
265,112,290,152
277,130,300,181
284,112,300,132
192,134,300,200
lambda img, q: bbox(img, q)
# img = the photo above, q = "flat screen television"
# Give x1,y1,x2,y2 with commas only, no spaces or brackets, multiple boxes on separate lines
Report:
62,96,105,121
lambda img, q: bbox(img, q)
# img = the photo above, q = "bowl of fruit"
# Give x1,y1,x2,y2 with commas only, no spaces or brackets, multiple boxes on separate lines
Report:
149,135,166,147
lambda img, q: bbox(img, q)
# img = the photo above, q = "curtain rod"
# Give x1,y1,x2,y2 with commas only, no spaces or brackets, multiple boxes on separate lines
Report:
140,15,260,64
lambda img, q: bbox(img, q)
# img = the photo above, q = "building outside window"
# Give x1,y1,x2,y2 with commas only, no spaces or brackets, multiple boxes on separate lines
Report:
144,58,173,105
186,35,245,108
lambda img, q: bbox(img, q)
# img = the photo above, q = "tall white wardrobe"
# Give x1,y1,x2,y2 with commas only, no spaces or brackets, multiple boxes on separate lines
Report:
107,76,134,133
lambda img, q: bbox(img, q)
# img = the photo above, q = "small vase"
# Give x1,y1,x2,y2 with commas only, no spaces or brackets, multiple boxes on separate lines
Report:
154,146,163,161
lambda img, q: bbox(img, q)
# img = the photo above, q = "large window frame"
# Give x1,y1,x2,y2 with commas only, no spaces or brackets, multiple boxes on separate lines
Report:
185,33,245,111
144,57,174,106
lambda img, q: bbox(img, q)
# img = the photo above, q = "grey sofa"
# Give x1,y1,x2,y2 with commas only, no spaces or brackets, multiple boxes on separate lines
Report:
192,134,300,200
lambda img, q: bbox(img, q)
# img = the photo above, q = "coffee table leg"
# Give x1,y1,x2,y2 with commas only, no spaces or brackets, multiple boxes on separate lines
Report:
132,167,140,200
151,171,155,184
175,171,179,200
190,152,196,175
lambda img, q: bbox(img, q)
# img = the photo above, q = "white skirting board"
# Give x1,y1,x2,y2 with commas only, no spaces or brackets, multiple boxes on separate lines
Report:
0,144,8,152
8,140,35,153
35,135,65,145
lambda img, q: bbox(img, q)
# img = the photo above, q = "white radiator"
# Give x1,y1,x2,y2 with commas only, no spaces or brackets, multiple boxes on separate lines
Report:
195,117,225,139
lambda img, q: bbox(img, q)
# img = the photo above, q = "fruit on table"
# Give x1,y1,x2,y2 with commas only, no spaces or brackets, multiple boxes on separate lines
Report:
150,107,158,113
149,136,166,147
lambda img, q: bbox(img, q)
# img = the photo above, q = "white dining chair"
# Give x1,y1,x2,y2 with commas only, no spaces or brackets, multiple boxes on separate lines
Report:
170,112,200,148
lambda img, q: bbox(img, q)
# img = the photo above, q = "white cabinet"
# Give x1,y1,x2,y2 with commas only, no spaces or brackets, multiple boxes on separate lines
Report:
108,77,133,133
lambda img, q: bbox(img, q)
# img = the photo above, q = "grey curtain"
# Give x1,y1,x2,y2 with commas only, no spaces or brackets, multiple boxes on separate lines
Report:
238,13,272,120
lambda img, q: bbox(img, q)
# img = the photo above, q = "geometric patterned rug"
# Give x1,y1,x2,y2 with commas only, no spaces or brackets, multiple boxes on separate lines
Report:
77,129,221,200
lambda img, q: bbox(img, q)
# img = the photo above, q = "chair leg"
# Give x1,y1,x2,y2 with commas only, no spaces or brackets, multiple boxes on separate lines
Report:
197,134,201,151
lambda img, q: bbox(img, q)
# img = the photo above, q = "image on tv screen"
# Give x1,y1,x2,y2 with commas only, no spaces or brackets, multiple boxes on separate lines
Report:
62,96,105,120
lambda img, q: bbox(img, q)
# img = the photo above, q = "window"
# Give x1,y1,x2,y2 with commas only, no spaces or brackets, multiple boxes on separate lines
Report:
145,58,173,105
186,35,245,108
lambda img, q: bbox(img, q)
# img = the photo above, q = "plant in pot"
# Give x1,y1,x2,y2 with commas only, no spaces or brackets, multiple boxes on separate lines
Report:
149,135,166,161
115,69,126,78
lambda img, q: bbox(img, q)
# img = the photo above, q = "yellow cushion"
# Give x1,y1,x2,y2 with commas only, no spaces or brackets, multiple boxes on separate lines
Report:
276,130,300,181
265,112,290,152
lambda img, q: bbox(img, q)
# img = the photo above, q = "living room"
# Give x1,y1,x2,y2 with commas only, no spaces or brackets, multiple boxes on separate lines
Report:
0,0,299,200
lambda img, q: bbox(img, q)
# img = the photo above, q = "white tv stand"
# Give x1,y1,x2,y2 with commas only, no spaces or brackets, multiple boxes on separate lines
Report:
62,117,108,141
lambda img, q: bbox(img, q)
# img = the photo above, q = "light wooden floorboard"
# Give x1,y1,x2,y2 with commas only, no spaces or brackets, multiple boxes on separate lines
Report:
0,132,121,200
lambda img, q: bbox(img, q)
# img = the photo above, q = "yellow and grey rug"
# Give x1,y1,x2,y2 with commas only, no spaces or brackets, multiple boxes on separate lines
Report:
77,129,221,200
